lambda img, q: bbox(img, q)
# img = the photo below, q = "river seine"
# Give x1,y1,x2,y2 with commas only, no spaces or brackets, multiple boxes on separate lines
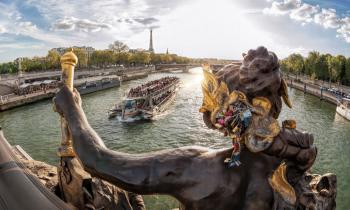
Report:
1,68,349,209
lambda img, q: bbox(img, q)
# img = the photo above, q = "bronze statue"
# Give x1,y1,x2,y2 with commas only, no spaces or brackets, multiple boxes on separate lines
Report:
53,46,335,210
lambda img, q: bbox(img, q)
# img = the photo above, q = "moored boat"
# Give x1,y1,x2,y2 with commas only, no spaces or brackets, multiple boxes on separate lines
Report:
108,76,180,121
336,98,350,120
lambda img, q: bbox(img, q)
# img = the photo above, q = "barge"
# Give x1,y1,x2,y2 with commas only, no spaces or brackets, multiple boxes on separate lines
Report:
108,76,180,121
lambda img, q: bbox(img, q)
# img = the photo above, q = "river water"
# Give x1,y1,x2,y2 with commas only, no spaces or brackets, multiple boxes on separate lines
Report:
0,68,349,209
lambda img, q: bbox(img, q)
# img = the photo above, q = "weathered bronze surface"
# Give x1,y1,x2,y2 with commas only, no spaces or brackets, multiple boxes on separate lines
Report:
53,46,336,210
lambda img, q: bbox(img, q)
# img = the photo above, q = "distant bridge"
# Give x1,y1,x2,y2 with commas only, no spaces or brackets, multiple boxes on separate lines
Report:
154,64,227,73
154,64,201,73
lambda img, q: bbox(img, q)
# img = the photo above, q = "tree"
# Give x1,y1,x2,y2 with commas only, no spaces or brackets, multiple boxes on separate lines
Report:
21,57,44,72
73,48,88,69
330,55,346,83
119,52,130,66
287,53,304,75
0,62,18,74
280,53,304,78
301,51,330,80
280,59,289,73
46,50,60,70
305,51,317,76
109,41,129,53
129,52,150,65
316,54,329,81
150,53,161,64
0,47,192,74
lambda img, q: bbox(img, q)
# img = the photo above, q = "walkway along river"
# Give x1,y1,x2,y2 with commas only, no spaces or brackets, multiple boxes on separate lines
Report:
0,69,349,209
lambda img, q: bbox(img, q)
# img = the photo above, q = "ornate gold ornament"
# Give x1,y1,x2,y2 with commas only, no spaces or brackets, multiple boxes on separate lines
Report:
199,65,280,152
282,120,297,129
245,97,281,153
58,49,78,157
269,162,297,205
280,78,292,108
199,64,248,129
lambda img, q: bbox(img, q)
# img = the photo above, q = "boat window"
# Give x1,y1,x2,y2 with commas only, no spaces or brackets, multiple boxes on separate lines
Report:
124,100,135,109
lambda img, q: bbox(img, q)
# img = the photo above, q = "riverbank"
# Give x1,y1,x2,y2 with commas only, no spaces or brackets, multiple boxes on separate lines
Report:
0,75,121,111
286,78,339,105
120,71,148,82
0,69,152,111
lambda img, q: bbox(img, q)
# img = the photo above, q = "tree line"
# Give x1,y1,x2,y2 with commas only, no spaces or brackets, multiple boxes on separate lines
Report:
0,41,191,74
280,52,350,86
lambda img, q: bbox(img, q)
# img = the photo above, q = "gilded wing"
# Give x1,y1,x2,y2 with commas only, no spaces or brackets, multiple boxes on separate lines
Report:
280,79,292,108
199,64,220,113
269,163,296,205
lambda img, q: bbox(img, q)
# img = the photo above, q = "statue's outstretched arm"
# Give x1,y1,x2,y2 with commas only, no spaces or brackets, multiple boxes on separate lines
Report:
53,86,208,196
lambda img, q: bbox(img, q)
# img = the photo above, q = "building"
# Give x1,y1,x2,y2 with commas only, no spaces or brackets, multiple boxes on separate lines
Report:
128,48,147,53
50,47,66,55
51,46,95,57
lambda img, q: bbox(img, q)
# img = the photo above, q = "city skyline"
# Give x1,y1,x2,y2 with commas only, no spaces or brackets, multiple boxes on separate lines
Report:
1,0,350,62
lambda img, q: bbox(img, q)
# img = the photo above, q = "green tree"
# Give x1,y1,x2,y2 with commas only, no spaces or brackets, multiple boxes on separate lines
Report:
90,50,113,68
46,50,60,70
317,54,329,81
330,55,346,83
130,52,150,65
305,51,317,76
287,53,304,75
119,52,130,66
21,57,44,72
345,58,350,85
73,48,88,69
280,59,289,73
0,62,19,74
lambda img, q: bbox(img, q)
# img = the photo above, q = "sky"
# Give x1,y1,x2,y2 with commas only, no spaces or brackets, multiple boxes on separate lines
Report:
1,0,350,62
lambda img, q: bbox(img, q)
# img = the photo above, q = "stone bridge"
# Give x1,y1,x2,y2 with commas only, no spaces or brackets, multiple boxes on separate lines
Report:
154,63,229,73
154,64,201,73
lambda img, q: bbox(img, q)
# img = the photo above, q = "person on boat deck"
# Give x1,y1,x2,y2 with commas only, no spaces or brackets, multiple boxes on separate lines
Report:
128,77,178,97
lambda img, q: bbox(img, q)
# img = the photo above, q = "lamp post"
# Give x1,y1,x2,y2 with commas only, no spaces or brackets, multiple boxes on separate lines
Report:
58,49,77,157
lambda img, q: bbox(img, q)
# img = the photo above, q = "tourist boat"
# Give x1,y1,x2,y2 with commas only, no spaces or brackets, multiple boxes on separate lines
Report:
336,98,350,120
108,76,180,121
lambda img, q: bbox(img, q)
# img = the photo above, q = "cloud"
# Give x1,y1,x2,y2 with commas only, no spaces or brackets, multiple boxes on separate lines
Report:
337,18,350,42
18,21,38,32
263,0,350,43
314,8,341,29
0,25,6,33
0,43,45,50
290,3,319,23
0,0,191,62
53,17,112,32
263,0,301,15
133,17,159,25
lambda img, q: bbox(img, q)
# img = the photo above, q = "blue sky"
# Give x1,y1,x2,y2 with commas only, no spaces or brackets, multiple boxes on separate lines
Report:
1,0,350,62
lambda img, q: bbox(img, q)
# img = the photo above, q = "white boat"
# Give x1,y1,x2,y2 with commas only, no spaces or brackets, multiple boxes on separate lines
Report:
109,77,180,122
336,98,350,121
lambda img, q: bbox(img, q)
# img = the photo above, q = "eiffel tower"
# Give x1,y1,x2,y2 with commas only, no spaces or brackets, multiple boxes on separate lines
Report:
149,29,154,53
